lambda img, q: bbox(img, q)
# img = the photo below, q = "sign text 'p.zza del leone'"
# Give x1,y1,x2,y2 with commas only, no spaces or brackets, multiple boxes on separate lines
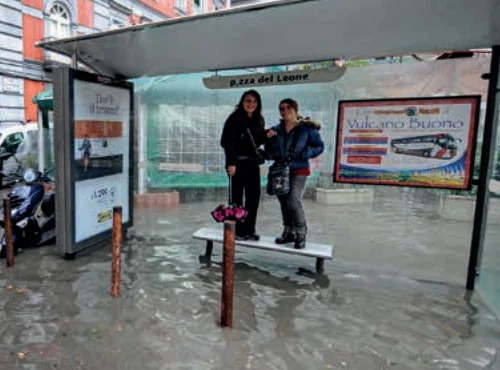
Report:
202,66,346,89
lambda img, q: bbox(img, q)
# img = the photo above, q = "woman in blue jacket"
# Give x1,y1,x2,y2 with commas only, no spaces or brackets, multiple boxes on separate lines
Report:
266,98,324,249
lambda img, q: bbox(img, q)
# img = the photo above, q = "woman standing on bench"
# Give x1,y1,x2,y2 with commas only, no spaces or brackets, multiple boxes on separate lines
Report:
266,98,324,249
221,90,267,241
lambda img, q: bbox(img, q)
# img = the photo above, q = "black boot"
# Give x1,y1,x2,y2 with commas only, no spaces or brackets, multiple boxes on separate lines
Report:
294,235,306,249
247,233,260,241
275,232,295,244
236,224,248,241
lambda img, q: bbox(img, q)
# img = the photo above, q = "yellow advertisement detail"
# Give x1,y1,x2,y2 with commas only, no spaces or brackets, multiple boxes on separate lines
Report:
97,209,113,224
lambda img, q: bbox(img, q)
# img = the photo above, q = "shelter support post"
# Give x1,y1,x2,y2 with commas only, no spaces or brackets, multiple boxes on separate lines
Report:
37,109,44,172
137,95,147,195
71,52,77,69
467,45,500,290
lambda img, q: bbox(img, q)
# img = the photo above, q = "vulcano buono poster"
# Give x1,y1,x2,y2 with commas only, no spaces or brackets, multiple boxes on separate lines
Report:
334,96,480,189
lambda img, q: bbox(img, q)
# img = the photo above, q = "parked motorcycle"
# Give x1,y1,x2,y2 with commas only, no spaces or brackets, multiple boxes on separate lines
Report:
0,168,55,258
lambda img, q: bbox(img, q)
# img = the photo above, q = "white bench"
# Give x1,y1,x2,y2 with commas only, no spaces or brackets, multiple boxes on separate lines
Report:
192,227,333,274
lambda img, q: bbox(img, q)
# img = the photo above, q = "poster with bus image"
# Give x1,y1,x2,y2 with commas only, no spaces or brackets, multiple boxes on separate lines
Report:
334,96,480,189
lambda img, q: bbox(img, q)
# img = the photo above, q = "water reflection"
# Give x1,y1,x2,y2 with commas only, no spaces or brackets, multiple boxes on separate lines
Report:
0,199,498,369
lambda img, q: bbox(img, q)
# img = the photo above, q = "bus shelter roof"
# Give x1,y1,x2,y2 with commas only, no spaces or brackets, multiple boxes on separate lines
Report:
37,0,500,78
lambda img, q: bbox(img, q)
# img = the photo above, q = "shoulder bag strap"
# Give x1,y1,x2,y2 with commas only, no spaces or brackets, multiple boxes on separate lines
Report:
246,128,258,151
286,125,302,164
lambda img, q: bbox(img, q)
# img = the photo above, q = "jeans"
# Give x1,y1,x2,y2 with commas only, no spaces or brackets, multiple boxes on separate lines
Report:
277,175,307,236
231,159,261,236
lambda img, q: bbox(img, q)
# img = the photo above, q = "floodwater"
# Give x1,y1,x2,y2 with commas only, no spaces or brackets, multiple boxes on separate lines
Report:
0,189,499,369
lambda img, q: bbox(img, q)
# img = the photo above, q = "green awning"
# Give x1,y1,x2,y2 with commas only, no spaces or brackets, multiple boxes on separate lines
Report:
32,89,53,111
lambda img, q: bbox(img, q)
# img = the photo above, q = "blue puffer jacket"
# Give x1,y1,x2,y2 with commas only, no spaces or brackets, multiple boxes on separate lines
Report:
265,118,324,170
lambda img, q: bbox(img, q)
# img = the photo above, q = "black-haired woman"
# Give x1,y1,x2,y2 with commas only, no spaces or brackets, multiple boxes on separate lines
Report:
221,90,266,241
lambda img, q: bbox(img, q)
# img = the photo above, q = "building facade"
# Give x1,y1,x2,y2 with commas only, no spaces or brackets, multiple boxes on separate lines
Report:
0,0,226,126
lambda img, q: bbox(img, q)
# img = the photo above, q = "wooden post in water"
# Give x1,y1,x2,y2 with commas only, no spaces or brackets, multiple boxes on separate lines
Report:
4,198,14,267
111,206,122,297
221,220,235,328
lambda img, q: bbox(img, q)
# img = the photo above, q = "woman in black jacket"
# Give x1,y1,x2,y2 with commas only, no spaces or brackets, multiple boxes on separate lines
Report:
220,90,266,240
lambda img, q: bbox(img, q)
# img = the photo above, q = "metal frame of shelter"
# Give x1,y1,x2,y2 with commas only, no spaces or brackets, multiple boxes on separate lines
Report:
36,0,500,290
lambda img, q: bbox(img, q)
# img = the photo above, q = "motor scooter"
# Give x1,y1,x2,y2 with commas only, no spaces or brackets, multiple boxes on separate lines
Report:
0,168,55,257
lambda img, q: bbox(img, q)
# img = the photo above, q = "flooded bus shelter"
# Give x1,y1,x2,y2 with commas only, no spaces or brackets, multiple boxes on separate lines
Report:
1,0,496,368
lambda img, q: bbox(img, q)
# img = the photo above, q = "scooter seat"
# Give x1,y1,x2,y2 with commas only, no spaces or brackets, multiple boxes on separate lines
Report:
41,192,55,216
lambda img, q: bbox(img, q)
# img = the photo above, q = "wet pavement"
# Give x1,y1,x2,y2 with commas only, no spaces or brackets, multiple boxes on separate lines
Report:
0,189,499,370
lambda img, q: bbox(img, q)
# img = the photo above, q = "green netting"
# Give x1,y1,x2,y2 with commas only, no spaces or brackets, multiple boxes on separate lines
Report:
139,69,342,189
137,58,488,189
478,99,500,317
146,162,319,189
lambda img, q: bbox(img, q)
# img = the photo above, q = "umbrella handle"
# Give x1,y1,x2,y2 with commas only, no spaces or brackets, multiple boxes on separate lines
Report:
228,174,232,206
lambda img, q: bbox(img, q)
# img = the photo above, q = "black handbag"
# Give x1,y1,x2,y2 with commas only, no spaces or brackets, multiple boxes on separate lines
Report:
266,162,290,196
266,126,301,196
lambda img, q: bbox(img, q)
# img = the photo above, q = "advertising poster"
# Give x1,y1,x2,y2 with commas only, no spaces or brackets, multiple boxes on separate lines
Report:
334,96,480,189
73,79,131,243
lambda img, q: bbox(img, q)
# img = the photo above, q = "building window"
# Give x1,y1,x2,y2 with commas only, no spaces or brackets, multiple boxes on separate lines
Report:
176,0,187,11
45,3,72,64
193,0,205,13
48,3,71,38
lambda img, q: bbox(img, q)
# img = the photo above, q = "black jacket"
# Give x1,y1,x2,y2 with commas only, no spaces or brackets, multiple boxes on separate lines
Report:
220,109,266,166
